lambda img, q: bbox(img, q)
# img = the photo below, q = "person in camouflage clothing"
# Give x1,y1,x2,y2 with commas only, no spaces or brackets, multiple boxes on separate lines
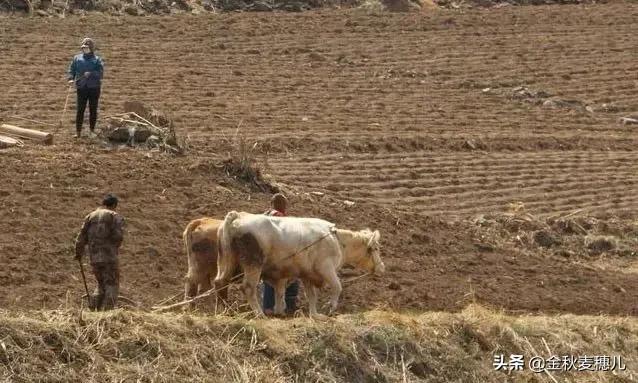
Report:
75,194,125,310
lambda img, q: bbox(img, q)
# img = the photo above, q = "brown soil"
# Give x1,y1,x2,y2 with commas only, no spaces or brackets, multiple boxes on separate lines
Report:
1,3,638,316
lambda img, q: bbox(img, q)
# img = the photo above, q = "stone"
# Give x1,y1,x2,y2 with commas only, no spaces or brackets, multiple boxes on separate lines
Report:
249,1,273,11
107,127,131,142
533,230,558,248
124,5,139,15
133,126,153,142
388,282,401,290
586,236,617,253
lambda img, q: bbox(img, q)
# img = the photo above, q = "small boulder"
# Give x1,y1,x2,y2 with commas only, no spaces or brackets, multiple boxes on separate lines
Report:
474,242,495,252
585,236,617,254
533,230,558,248
107,127,131,142
133,126,153,143
147,247,160,257
388,282,401,291
279,2,306,11
249,1,273,11
124,5,140,15
542,99,559,109
599,103,620,113
308,52,327,62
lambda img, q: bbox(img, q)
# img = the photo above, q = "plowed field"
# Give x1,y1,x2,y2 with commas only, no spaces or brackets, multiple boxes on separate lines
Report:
1,3,638,315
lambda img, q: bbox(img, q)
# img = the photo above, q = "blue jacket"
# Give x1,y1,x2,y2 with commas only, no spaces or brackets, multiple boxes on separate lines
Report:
67,53,104,89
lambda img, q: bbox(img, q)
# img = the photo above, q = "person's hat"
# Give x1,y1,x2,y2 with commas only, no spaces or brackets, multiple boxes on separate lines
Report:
80,37,95,50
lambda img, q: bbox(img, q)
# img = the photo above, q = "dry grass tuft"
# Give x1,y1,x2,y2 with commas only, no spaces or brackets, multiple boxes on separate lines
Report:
219,123,276,193
358,0,424,12
584,235,618,254
1,306,637,382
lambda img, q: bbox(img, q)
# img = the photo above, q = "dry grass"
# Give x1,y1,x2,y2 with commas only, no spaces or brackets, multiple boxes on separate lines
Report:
357,0,425,12
220,123,276,193
473,205,638,258
1,305,636,382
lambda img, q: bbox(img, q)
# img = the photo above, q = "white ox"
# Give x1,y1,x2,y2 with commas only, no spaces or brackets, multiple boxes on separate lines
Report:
214,211,385,319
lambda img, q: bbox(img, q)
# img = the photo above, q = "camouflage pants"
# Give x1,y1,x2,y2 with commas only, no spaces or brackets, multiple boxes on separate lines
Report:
90,262,119,311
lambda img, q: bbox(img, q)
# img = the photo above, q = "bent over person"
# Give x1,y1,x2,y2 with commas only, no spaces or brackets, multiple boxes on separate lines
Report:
75,194,124,310
67,37,104,138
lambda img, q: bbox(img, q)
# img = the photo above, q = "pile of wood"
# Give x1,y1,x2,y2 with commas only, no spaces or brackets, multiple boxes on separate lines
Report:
99,101,187,154
0,123,52,149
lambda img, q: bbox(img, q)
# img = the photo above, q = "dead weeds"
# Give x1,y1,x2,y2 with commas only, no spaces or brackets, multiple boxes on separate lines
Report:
219,124,277,193
1,306,637,381
472,204,638,257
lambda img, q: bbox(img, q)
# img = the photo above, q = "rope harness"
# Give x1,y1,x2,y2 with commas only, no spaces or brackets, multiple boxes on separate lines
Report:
152,226,339,312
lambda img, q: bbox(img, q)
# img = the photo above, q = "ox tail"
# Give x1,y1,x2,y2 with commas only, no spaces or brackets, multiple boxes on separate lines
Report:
220,211,241,258
183,219,203,280
215,211,242,287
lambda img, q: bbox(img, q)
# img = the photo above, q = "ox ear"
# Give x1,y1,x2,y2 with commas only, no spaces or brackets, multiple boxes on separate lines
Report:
367,230,380,247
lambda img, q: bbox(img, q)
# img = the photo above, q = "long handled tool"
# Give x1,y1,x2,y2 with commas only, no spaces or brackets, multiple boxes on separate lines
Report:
57,83,73,134
78,258,91,306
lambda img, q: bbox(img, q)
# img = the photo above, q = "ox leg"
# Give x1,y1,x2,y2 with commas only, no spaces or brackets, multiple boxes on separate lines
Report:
213,277,230,309
322,269,342,316
242,269,264,317
198,274,213,310
303,280,328,321
184,278,198,309
272,279,288,316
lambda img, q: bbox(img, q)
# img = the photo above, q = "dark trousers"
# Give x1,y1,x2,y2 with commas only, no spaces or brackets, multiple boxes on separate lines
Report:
76,87,101,133
90,261,119,311
262,280,299,314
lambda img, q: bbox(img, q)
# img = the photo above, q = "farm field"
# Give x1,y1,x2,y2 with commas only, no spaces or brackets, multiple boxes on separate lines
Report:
1,2,638,317
2,2,638,381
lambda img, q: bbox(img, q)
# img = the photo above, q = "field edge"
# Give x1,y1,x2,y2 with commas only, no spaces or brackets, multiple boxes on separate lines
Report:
0,305,636,382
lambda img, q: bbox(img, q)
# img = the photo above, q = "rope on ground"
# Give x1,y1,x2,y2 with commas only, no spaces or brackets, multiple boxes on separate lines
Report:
152,269,372,314
154,291,183,307
152,288,218,313
8,115,57,127
342,272,371,286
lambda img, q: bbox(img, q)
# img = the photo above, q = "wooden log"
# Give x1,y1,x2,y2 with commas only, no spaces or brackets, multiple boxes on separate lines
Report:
619,117,638,125
0,124,53,145
0,135,23,149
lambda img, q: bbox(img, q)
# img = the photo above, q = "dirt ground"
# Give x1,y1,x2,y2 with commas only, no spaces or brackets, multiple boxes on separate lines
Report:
1,3,637,316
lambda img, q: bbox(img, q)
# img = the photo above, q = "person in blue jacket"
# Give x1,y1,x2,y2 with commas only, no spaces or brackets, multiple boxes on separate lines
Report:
67,37,104,138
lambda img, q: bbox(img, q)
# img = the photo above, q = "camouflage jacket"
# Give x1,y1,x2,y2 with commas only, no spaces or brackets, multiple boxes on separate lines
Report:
75,208,124,264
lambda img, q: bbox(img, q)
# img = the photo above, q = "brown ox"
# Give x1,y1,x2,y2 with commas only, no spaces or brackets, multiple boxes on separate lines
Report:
214,211,384,319
182,217,222,307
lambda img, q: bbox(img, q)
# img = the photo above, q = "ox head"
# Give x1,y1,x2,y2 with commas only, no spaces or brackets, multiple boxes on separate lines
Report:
366,230,385,276
348,229,384,276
